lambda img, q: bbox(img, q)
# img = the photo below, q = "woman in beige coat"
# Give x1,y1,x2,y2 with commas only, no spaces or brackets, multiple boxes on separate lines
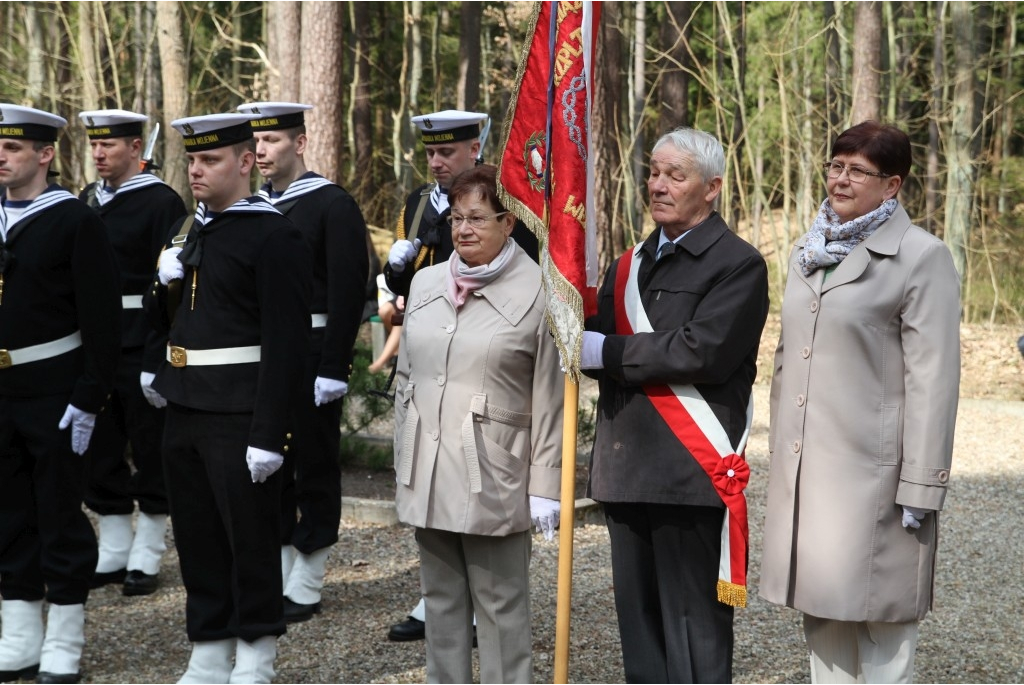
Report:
760,122,960,684
392,164,563,684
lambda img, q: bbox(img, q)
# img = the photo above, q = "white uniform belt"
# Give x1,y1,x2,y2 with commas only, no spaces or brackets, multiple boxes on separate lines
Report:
0,331,83,370
122,294,144,309
166,344,261,368
311,313,328,328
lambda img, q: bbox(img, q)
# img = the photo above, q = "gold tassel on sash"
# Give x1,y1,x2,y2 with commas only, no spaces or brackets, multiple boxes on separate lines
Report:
717,580,747,608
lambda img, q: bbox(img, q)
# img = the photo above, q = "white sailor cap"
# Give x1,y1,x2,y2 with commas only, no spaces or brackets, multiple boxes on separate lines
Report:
411,110,487,144
0,103,67,142
236,102,313,132
78,109,148,139
171,113,253,153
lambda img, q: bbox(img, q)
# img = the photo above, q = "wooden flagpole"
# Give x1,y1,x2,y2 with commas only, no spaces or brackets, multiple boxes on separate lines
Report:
553,374,578,684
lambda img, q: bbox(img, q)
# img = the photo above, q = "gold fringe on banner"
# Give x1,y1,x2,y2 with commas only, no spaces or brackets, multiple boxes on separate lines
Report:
717,580,747,608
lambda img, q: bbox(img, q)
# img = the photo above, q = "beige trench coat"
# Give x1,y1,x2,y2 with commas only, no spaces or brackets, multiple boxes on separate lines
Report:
393,245,564,536
759,204,960,622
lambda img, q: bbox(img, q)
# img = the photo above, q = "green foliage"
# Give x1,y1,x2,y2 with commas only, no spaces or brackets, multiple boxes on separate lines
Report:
338,339,396,469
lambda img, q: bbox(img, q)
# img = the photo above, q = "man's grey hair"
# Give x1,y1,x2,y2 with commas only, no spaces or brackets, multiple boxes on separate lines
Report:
651,127,725,182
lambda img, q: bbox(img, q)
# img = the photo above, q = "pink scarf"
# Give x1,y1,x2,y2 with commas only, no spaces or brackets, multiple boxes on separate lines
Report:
445,238,516,309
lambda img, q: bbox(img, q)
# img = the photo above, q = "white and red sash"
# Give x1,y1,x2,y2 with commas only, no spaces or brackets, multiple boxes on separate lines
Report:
613,244,751,607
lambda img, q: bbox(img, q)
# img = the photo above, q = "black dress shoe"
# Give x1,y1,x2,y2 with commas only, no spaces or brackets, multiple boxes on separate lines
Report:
282,597,322,624
35,671,81,684
387,616,425,642
0,663,39,682
89,568,127,589
122,570,159,596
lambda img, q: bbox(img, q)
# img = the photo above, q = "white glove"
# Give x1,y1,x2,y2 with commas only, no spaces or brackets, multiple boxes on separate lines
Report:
388,239,422,273
901,505,929,530
530,495,561,541
314,376,348,406
58,404,97,456
580,331,606,370
139,371,167,409
158,246,184,285
246,446,284,483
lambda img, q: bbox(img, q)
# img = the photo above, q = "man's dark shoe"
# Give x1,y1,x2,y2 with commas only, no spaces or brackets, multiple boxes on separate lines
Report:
122,570,159,597
387,616,425,642
89,568,126,589
282,597,321,624
0,663,39,682
35,671,81,684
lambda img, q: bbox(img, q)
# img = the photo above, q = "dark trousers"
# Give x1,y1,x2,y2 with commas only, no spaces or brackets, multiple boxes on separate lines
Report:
280,353,341,554
604,502,734,684
84,347,167,515
163,405,285,643
0,394,97,604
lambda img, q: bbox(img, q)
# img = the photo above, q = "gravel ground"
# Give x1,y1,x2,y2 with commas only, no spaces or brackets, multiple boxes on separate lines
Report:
17,322,1024,683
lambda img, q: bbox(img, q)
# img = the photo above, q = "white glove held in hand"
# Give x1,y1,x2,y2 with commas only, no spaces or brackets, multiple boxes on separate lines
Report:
314,376,349,406
388,239,422,273
246,446,284,483
580,331,606,370
139,371,167,409
901,505,929,530
530,495,561,541
58,404,97,455
158,246,185,286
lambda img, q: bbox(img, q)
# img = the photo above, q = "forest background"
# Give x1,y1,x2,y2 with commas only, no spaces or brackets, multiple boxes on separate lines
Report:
0,0,1020,323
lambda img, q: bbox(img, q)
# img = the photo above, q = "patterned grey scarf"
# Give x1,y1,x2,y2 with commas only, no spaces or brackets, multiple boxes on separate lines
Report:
798,198,898,276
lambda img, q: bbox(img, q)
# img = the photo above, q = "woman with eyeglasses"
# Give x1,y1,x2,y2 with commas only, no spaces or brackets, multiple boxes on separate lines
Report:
759,121,961,683
392,164,563,683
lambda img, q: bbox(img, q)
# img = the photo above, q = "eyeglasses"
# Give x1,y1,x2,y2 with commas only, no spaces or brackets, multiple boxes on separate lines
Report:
822,161,891,183
446,211,509,228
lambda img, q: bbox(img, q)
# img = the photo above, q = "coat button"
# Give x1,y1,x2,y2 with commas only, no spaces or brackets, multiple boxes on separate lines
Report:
430,430,439,441
810,301,818,313
796,394,805,407
938,470,949,484
445,324,454,333
436,375,445,386
791,440,801,453
801,346,811,359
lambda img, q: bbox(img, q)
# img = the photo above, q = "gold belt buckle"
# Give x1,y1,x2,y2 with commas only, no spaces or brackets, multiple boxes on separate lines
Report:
169,345,188,368
0,350,10,370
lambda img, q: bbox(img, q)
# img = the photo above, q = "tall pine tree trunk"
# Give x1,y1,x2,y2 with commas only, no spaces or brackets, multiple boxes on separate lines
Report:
156,1,189,201
850,1,881,124
658,1,692,130
944,1,976,283
457,3,481,111
301,2,343,183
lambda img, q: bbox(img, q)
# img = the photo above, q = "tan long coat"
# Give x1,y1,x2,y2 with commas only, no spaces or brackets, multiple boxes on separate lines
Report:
393,245,563,536
759,204,960,622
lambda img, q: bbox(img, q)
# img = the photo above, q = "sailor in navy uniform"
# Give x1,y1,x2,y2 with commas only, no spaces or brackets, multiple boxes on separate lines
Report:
145,113,312,684
384,109,538,301
237,101,370,624
383,110,539,643
0,104,121,684
78,109,187,597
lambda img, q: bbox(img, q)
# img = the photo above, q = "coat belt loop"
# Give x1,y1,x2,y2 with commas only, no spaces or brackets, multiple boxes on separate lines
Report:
462,412,482,494
398,403,419,486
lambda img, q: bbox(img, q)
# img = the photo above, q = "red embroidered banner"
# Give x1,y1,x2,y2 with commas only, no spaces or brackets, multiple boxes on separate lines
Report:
497,1,600,380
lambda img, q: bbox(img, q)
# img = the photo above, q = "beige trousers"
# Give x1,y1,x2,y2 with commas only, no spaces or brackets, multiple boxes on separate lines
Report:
416,527,532,684
803,614,919,684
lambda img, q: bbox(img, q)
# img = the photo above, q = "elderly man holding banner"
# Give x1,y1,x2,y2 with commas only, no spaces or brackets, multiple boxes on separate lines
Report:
580,128,769,683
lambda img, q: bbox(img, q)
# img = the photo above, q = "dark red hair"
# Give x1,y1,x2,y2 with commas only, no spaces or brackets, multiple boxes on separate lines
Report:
832,121,912,181
448,164,505,212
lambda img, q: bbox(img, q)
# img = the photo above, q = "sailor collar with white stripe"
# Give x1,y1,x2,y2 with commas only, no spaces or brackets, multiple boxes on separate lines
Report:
193,196,282,226
429,183,450,215
257,171,333,205
94,172,166,207
0,184,78,240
